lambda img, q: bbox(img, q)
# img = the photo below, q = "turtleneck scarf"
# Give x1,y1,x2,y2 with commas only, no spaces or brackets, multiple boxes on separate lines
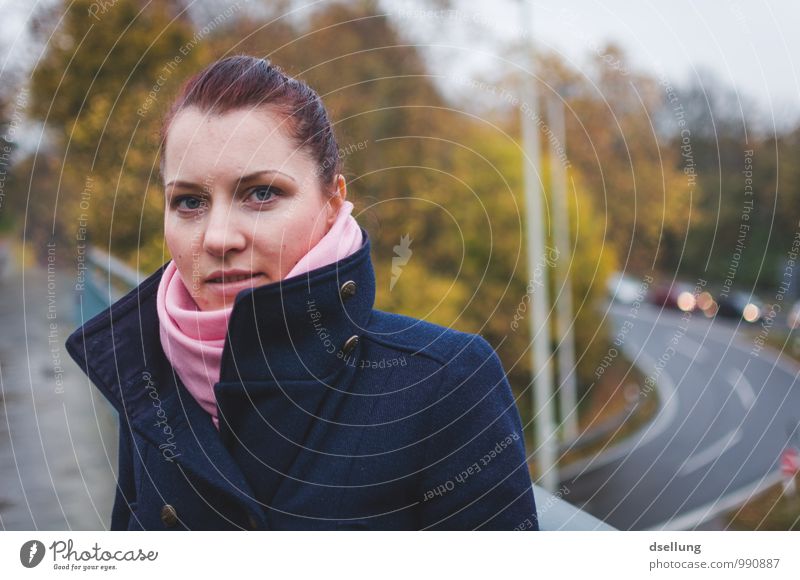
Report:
155,200,363,430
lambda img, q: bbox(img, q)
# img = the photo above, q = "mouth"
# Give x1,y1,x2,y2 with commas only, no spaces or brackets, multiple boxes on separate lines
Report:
206,272,263,284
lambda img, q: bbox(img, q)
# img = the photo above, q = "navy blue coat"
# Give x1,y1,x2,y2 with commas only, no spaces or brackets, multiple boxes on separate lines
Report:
65,228,538,530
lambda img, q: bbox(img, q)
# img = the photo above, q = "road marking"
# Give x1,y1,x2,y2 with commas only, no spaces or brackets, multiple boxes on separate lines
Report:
649,470,784,531
678,428,743,476
725,368,756,408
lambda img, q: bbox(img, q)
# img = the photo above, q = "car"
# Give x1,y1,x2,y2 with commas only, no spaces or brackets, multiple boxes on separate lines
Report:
715,290,763,323
606,272,647,305
648,281,697,312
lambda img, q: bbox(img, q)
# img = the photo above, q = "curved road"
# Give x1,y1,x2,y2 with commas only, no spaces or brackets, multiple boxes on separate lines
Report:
560,302,800,530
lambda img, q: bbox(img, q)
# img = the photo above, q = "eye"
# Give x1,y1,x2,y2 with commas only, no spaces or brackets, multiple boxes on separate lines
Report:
249,185,283,203
173,195,206,212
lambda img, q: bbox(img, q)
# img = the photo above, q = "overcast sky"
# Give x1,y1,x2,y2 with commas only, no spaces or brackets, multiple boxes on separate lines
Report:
394,0,800,127
2,0,799,127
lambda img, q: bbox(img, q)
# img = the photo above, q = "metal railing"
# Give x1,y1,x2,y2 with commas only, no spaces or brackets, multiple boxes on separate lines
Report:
75,246,145,326
533,484,616,530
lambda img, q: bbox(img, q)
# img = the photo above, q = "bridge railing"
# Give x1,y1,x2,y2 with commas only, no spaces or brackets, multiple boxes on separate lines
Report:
74,246,145,326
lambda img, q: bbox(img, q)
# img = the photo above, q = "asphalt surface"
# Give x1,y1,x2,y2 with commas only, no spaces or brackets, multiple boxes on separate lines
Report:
560,302,800,530
0,260,117,530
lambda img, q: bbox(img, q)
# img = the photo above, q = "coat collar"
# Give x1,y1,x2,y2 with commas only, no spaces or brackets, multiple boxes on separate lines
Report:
65,227,375,527
219,226,375,384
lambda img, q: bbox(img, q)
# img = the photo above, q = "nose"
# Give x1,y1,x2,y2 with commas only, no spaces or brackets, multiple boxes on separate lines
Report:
201,202,247,257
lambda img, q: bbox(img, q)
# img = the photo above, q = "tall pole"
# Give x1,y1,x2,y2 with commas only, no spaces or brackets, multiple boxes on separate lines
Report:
520,0,557,492
546,94,579,442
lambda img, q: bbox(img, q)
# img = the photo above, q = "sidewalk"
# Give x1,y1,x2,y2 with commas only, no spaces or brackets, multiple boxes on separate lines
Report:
0,251,117,530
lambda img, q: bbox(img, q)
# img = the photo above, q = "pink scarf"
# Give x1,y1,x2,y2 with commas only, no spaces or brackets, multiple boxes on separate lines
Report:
156,200,363,429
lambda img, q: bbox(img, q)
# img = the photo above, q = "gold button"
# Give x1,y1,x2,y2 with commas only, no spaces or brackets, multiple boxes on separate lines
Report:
342,335,360,354
340,280,357,300
247,514,259,530
160,504,178,527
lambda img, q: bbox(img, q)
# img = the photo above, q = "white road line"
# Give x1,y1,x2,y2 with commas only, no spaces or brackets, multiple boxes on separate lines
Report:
725,368,756,408
678,428,743,477
649,471,784,531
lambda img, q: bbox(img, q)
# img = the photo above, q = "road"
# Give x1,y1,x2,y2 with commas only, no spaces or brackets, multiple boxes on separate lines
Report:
0,259,117,530
560,302,800,530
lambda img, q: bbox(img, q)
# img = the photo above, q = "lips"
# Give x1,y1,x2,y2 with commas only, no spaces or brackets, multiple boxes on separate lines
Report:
205,271,262,284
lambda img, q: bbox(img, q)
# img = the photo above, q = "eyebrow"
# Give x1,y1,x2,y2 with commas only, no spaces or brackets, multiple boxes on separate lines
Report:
165,169,297,189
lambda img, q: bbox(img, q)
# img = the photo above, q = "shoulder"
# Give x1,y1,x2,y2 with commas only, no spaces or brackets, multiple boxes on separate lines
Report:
367,309,498,361
365,309,505,380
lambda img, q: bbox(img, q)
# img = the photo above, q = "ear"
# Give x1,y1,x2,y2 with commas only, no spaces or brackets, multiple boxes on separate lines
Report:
326,174,347,226
334,173,347,203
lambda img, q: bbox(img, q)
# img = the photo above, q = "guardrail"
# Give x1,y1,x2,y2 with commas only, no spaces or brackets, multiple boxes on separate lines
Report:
532,484,616,530
74,246,145,326
77,245,617,531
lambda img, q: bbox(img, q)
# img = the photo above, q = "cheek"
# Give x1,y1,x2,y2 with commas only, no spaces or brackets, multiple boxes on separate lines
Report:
164,219,202,264
284,204,328,248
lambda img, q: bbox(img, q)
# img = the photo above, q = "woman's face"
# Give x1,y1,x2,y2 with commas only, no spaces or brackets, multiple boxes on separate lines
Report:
162,106,345,311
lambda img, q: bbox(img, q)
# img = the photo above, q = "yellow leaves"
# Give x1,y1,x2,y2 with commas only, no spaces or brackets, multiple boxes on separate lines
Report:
374,252,471,330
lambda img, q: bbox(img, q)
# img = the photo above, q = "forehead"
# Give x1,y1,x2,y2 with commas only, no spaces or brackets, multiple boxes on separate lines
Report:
163,106,312,184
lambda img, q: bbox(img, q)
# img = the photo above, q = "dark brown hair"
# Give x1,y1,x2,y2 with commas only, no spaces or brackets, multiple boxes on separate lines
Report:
159,55,342,192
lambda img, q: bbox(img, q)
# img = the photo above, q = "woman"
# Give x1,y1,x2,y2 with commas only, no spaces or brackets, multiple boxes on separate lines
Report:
65,55,538,530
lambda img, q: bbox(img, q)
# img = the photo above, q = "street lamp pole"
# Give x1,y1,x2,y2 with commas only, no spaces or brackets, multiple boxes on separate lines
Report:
546,92,579,442
520,0,558,493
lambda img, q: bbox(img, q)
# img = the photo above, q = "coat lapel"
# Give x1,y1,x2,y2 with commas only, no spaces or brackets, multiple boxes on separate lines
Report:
66,264,268,528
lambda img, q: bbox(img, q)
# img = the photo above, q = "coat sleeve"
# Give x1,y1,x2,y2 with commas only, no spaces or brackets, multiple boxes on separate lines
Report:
109,419,138,531
418,334,539,530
